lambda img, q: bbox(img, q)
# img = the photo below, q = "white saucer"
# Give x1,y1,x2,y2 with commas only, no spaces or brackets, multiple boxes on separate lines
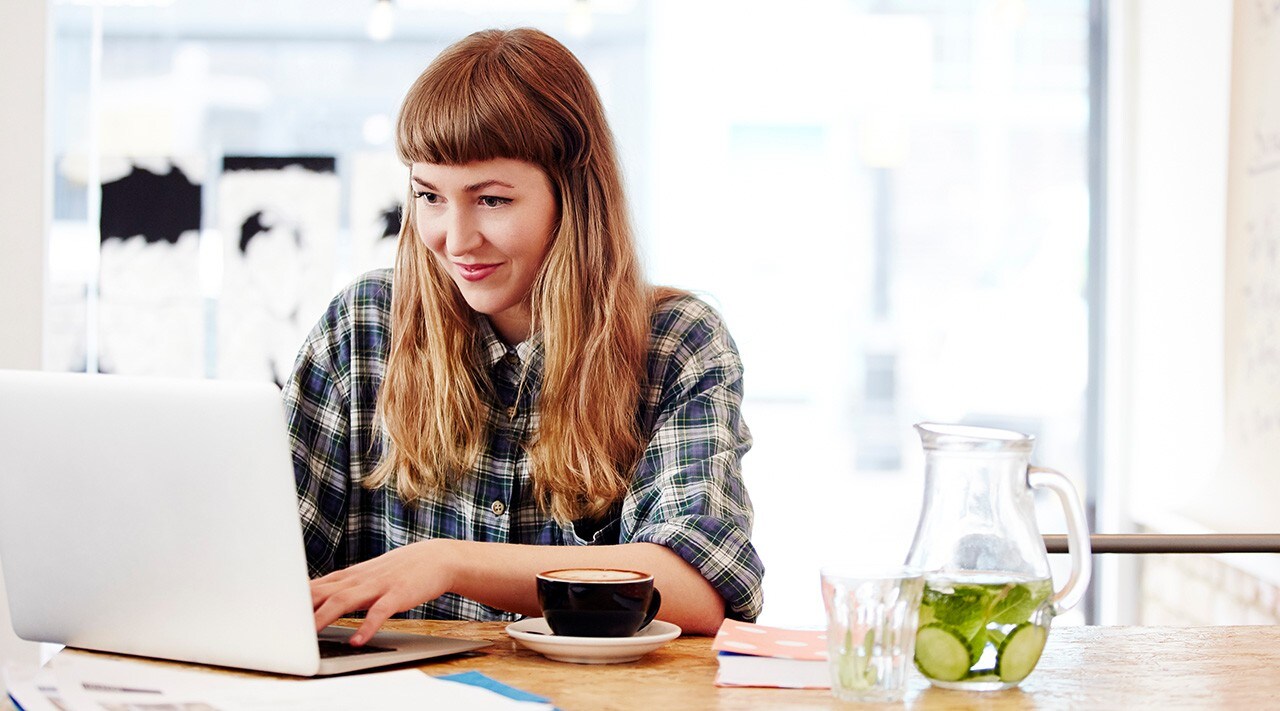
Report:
505,617,682,664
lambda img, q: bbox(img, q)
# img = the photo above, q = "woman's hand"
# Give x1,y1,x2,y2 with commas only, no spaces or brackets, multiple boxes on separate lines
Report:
311,540,726,642
310,539,456,645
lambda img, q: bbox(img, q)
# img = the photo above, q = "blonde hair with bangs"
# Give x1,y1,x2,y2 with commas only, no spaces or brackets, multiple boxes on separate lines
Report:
367,28,667,523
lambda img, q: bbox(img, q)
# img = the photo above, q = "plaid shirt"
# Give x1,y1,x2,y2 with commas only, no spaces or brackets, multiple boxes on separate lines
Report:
283,269,763,623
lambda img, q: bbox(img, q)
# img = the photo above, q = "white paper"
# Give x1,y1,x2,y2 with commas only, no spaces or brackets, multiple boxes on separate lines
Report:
5,655,551,711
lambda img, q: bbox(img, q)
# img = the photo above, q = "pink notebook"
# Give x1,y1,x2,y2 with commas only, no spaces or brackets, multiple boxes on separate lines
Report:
711,621,830,689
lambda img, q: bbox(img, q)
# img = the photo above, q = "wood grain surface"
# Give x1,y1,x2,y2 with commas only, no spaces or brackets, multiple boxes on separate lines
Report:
17,623,1280,709
366,621,1280,709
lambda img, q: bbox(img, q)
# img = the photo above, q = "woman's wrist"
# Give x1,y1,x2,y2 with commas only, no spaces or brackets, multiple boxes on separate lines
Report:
424,537,466,596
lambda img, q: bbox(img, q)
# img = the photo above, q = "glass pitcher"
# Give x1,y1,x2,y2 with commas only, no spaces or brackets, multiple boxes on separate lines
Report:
905,423,1091,691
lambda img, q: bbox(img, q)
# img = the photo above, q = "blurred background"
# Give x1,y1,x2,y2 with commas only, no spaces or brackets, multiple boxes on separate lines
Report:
20,0,1280,692
41,0,1096,629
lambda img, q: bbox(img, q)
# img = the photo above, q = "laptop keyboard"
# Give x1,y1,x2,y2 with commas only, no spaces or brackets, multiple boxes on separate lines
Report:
318,639,397,658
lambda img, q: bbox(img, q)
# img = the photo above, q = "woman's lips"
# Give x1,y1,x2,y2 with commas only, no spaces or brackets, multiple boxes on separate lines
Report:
455,262,500,282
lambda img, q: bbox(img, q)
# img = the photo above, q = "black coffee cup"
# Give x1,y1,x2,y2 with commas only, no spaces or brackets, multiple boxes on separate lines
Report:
536,568,662,638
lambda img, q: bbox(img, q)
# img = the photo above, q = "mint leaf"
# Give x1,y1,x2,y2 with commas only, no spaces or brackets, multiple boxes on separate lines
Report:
991,583,1051,625
930,585,992,639
987,627,1008,648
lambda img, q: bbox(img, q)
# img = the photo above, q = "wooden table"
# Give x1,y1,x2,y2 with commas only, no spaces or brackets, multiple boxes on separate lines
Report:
371,621,1280,709
13,623,1280,709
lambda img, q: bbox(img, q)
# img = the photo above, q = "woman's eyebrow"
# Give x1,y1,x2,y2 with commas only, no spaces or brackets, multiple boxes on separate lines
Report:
464,179,516,192
409,176,516,192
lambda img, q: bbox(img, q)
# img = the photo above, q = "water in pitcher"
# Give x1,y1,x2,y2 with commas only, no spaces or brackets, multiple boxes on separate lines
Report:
906,420,1092,692
913,571,1053,691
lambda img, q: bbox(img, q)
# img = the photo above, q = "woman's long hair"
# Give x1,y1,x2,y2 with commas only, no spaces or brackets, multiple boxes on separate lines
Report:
367,28,659,523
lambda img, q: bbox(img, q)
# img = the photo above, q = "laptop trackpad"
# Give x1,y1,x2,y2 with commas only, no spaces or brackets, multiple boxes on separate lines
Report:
317,639,397,658
314,624,490,675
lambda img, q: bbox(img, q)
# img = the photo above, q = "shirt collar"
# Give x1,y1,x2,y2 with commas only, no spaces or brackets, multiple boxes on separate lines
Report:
475,316,545,374
476,316,509,368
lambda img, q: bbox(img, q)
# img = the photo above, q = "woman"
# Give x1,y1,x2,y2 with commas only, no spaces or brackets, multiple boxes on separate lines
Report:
284,28,762,645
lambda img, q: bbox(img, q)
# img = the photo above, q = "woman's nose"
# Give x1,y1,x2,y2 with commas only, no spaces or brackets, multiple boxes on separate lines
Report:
444,208,483,256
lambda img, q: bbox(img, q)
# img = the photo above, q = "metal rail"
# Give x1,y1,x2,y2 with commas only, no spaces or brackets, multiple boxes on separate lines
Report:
1043,534,1280,554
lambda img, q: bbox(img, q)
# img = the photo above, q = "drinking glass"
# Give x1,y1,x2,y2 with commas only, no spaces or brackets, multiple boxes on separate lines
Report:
820,568,924,703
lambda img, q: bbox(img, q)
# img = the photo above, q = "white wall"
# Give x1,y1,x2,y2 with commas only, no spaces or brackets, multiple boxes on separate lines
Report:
1103,0,1233,622
0,0,49,686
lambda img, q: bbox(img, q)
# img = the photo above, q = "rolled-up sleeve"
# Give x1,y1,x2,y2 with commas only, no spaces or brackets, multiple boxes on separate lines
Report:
622,299,764,622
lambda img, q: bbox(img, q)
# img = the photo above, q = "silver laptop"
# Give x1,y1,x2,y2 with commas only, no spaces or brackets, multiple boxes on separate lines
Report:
0,370,488,676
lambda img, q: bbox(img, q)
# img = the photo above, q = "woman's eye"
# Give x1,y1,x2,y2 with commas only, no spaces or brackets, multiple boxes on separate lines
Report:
480,196,511,208
414,191,440,204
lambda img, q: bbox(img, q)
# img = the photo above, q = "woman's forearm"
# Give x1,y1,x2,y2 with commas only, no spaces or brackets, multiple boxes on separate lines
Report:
441,540,727,635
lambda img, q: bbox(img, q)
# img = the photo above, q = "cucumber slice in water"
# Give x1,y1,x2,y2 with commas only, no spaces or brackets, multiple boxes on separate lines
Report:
995,623,1048,683
914,623,972,682
966,629,988,665
965,670,1000,682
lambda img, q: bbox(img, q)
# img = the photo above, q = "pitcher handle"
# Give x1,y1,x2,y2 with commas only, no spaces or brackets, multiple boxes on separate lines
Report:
1028,466,1092,616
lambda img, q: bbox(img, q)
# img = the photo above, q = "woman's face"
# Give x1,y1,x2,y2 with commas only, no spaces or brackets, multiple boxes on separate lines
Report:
411,158,559,344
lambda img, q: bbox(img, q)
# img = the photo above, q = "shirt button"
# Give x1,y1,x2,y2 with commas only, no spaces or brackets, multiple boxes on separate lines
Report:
491,500,507,517
507,406,517,419
504,351,519,366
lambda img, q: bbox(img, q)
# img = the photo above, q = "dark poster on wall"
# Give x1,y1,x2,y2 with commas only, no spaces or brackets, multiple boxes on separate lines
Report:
96,157,206,376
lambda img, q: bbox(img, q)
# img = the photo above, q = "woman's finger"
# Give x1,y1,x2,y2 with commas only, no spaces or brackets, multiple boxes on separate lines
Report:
313,586,378,631
350,598,400,646
310,576,349,608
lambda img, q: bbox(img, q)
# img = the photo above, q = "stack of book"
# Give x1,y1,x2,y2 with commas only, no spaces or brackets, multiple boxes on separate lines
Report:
711,620,831,689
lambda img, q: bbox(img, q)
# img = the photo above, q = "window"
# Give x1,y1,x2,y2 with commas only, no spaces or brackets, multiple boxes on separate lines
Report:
48,0,1096,627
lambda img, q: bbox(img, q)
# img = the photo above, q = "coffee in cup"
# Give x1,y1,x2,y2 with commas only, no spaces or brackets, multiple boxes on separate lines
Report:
535,568,661,638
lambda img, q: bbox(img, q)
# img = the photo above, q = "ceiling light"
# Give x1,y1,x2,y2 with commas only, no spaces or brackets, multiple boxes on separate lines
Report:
367,0,394,42
566,0,592,38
